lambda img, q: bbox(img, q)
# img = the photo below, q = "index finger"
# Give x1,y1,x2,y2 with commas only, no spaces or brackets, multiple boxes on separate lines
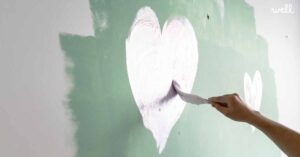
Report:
211,101,229,114
208,95,230,107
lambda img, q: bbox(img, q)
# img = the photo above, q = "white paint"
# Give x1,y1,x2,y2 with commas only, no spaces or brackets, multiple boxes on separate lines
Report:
0,0,93,156
244,71,263,132
126,7,198,153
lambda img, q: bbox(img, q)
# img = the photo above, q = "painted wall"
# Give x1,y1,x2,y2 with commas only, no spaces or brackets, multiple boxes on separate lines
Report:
0,0,299,157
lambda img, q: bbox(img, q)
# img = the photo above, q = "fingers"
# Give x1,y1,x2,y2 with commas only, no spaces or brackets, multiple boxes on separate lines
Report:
209,93,250,121
209,93,240,103
211,101,228,115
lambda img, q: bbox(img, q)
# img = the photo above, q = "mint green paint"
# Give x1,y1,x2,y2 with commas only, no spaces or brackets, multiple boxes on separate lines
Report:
60,0,280,156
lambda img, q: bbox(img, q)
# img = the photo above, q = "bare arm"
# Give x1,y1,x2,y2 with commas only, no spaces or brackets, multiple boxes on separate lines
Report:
208,94,300,157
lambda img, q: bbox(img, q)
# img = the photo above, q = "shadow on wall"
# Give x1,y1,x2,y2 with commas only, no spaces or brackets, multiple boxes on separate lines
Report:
59,0,280,156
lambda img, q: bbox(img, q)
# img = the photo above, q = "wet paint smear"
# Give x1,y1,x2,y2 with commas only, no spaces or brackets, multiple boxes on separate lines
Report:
59,0,281,157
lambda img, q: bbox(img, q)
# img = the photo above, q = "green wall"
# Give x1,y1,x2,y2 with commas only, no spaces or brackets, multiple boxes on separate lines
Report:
59,0,280,156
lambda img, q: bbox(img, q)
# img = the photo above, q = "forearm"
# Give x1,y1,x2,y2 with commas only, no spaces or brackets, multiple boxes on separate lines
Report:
247,111,300,157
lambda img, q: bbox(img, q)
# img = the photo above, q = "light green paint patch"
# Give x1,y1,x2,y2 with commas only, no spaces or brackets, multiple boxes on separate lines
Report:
59,0,280,156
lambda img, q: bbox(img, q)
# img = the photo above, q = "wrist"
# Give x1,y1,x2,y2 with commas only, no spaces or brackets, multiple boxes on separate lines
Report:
245,109,261,125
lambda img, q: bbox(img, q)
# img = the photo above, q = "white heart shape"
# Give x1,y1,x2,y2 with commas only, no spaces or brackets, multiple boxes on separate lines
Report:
126,7,198,153
244,70,263,132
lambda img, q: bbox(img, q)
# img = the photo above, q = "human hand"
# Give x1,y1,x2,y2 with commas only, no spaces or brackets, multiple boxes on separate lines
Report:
208,93,258,123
